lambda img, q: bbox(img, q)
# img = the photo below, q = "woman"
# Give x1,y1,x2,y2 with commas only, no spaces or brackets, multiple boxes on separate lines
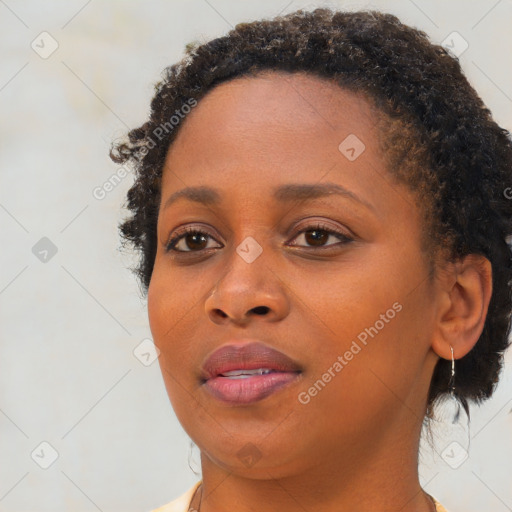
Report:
110,8,512,512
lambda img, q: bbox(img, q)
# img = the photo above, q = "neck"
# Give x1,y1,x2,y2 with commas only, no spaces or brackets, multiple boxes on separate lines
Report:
195,415,436,512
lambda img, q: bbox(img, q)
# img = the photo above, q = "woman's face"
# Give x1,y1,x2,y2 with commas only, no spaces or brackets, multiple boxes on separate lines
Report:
148,71,440,477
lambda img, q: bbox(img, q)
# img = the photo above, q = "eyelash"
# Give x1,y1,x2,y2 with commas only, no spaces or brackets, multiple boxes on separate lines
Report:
165,222,354,254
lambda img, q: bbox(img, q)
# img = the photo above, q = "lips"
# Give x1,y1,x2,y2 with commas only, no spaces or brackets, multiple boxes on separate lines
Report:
200,341,302,380
200,341,303,405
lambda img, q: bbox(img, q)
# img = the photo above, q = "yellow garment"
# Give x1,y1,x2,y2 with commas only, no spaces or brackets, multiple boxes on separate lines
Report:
149,481,450,512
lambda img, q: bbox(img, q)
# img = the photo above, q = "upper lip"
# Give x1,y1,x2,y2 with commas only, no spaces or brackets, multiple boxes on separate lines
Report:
200,341,302,381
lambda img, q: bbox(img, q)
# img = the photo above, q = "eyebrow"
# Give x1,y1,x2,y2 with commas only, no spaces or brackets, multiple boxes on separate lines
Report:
163,182,375,213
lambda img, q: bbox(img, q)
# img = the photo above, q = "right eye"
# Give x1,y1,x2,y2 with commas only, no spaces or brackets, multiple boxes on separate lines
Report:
165,226,223,253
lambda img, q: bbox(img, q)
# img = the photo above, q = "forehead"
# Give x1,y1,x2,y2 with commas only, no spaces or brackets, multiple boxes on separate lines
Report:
162,71,382,182
166,70,378,156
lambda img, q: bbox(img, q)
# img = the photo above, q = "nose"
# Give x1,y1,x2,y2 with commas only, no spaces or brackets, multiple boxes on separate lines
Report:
204,253,290,326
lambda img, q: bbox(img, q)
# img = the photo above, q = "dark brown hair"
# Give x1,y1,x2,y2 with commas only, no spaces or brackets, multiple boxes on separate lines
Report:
110,8,512,426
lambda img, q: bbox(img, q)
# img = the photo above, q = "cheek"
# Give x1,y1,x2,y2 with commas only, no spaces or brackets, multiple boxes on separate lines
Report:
147,275,200,422
293,306,419,447
291,254,430,422
147,270,197,367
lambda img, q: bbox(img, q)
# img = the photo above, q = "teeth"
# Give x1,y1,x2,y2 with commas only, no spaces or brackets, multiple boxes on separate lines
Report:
221,368,275,378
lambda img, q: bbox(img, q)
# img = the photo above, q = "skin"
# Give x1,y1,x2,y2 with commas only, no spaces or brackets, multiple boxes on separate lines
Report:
147,71,492,512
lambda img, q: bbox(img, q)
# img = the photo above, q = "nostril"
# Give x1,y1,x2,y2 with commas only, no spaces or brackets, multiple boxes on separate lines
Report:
252,306,270,315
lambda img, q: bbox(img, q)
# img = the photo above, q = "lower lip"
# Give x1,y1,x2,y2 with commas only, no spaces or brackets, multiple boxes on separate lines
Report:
203,372,301,405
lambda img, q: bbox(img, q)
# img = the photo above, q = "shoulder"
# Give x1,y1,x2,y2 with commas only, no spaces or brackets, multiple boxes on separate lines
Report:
148,481,202,512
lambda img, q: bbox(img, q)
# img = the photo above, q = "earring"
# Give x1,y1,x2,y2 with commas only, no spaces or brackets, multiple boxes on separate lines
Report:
448,345,464,424
423,345,471,468
449,345,456,398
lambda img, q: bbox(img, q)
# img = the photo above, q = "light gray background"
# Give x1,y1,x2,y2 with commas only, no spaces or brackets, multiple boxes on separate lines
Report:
1,1,511,511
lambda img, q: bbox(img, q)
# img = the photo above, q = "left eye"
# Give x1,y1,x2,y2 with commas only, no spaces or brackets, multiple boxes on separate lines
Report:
165,224,353,253
289,225,354,248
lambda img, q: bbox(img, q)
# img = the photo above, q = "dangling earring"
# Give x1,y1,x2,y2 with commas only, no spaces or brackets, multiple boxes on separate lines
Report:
448,345,462,423
423,345,471,469
429,345,471,470
449,346,455,396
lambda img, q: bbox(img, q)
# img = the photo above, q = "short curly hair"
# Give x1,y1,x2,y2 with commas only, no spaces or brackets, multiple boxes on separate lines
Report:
110,8,512,425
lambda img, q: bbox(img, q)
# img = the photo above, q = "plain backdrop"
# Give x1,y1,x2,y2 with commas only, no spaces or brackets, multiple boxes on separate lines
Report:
1,1,511,511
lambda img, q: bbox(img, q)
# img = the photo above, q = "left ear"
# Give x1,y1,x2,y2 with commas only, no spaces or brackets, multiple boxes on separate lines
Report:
431,253,493,360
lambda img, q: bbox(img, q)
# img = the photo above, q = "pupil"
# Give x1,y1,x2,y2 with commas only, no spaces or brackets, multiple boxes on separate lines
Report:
305,229,327,246
188,233,207,250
